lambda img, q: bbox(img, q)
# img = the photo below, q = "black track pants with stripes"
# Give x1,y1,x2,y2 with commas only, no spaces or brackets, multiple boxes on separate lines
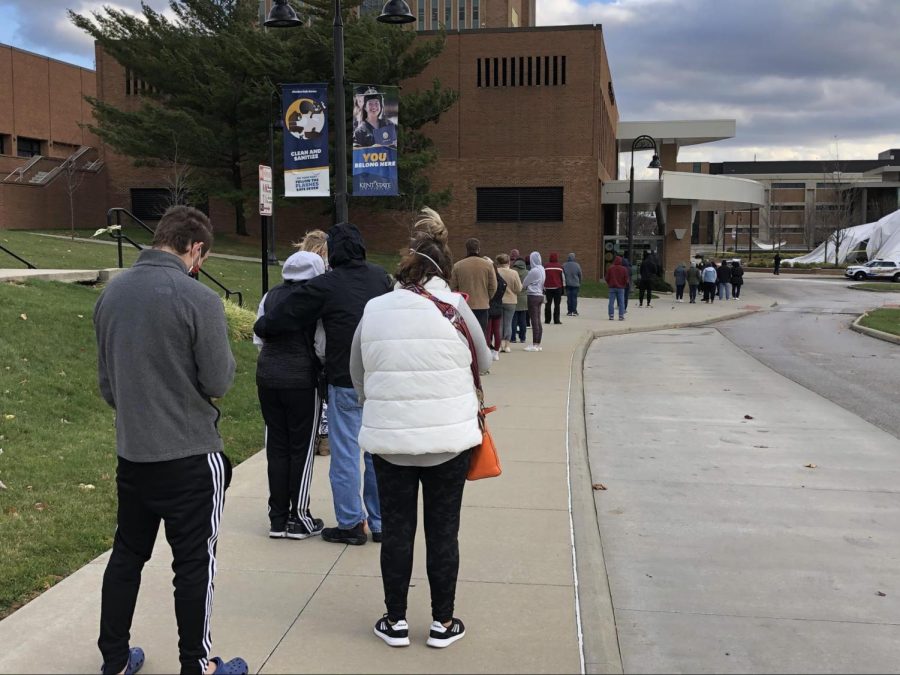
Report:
373,450,471,624
99,452,232,675
258,386,320,531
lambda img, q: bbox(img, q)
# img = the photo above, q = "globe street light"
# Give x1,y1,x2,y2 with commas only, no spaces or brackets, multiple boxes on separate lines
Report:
626,134,660,263
265,0,413,225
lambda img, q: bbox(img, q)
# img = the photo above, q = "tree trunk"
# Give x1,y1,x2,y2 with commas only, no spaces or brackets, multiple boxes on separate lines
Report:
231,144,247,236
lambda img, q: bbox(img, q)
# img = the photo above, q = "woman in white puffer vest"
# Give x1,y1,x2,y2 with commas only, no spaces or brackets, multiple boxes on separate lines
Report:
350,208,491,650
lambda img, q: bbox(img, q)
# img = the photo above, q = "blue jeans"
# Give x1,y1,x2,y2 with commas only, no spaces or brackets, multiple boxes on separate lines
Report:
328,385,380,532
717,282,731,300
566,286,580,314
512,310,527,342
608,288,625,318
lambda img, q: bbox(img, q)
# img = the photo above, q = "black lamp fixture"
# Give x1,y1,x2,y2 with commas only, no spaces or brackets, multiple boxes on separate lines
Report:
648,153,661,169
264,0,302,28
377,0,416,24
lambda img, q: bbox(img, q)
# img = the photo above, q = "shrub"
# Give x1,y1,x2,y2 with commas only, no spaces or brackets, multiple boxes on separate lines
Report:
223,299,257,341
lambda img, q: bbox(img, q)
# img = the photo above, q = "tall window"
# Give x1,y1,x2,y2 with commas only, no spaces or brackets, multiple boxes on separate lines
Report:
445,0,451,27
418,0,425,29
432,0,438,26
459,0,466,27
473,0,480,27
16,137,42,158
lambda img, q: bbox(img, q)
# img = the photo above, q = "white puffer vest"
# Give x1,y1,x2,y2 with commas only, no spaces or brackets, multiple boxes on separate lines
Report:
357,277,482,456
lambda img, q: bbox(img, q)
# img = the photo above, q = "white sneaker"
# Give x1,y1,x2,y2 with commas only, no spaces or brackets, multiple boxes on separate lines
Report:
491,350,500,361
427,618,466,648
524,345,539,352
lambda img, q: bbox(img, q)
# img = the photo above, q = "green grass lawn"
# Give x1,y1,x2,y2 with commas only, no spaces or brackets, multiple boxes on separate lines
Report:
851,283,900,293
0,280,264,618
859,308,900,336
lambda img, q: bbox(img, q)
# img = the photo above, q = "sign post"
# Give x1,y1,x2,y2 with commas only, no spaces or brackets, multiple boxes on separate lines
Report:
259,164,273,294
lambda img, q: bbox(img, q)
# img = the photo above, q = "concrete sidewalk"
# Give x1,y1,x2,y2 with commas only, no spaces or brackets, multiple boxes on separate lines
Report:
0,282,770,674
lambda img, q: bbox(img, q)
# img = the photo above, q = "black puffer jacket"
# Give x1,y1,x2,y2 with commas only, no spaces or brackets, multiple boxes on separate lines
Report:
253,223,392,388
256,280,320,389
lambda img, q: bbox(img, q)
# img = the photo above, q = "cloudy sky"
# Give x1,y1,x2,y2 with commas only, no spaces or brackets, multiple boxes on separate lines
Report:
2,0,898,166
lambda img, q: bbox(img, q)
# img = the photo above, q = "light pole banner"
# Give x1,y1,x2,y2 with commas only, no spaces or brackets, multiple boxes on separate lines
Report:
282,83,330,197
351,84,399,196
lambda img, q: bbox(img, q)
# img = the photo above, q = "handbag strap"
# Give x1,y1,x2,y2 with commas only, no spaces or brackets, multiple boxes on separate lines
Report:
403,283,483,401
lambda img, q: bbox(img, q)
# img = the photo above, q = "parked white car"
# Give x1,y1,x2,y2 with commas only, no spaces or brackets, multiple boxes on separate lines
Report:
845,259,900,282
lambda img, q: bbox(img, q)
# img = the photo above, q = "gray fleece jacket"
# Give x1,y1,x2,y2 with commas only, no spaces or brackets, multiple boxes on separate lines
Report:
93,248,236,462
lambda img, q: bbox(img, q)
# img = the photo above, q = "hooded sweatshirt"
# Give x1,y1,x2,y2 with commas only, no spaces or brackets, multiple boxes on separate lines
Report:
605,256,629,289
544,252,565,289
522,251,546,296
513,258,529,310
255,251,326,389
253,222,393,388
563,253,582,288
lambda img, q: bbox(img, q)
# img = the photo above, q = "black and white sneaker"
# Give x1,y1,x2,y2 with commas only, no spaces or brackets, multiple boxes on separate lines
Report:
374,614,410,647
269,525,286,539
426,618,466,648
286,518,325,540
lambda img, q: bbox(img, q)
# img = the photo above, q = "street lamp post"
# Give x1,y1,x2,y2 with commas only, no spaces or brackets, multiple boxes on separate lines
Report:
626,134,660,263
265,0,414,225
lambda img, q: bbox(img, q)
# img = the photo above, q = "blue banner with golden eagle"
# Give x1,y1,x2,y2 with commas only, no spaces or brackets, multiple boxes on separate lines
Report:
282,83,330,197
351,84,399,196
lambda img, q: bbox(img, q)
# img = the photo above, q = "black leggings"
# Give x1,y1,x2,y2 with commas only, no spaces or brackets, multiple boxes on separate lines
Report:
374,450,471,623
527,295,544,344
639,280,653,305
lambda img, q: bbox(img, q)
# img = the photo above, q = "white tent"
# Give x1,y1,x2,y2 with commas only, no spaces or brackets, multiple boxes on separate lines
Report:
785,208,900,265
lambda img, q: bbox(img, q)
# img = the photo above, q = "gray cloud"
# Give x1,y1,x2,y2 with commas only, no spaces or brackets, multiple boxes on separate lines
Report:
539,0,900,161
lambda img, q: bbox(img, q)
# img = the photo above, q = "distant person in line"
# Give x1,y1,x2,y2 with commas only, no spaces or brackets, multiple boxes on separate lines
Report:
673,262,687,303
686,261,702,304
605,255,629,321
497,253,523,353
622,255,633,314
486,257,507,361
731,260,745,299
93,206,247,675
543,252,566,324
639,252,660,307
717,259,733,300
702,262,718,303
563,252,583,317
254,251,327,541
522,251,546,351
254,223,393,547
773,251,782,275
351,207,491,650
511,255,529,344
450,238,497,339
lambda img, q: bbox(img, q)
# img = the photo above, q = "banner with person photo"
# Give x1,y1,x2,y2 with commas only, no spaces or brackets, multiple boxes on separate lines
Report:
282,83,330,197
351,84,399,197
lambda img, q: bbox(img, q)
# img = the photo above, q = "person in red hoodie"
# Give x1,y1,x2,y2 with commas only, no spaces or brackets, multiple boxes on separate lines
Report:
543,252,566,325
605,255,629,321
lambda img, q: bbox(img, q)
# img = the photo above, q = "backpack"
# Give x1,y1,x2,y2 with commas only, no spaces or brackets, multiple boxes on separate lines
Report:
488,273,507,318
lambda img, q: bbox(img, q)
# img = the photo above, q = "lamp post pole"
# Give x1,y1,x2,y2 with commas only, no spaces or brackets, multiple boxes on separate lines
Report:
267,107,279,265
332,0,349,224
626,134,660,263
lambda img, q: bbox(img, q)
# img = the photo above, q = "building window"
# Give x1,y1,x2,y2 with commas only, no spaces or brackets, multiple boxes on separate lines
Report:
432,1,438,26
130,188,171,221
772,182,805,189
418,0,425,29
477,187,564,222
772,204,805,211
608,81,616,105
17,137,42,158
511,7,519,26
473,0,480,27
459,0,466,27
0,134,9,155
816,182,846,189
692,163,702,173
445,0,451,26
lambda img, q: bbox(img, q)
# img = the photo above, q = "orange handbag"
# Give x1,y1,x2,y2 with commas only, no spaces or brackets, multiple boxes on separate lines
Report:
468,405,501,481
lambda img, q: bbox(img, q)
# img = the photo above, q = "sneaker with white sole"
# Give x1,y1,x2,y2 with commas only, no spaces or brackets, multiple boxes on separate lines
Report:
524,345,538,352
426,618,466,648
374,615,410,647
286,517,324,540
491,350,500,361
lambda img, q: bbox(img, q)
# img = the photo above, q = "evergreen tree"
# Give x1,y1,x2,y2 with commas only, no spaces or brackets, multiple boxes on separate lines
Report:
70,0,457,236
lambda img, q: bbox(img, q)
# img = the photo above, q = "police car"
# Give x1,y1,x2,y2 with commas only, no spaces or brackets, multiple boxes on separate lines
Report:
844,259,900,282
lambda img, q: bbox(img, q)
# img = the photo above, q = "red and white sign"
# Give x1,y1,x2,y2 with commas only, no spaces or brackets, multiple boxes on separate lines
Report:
259,165,273,216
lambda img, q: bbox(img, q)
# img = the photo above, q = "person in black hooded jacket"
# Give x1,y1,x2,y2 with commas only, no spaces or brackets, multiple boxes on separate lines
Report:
254,223,392,546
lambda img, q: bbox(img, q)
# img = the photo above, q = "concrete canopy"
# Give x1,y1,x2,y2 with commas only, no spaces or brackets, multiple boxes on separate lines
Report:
601,171,765,210
617,120,736,152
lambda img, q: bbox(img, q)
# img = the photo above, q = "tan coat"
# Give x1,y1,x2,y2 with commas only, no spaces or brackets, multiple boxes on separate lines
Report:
450,255,498,310
498,266,523,304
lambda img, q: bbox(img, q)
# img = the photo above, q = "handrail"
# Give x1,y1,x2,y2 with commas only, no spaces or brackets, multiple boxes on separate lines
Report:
0,243,37,269
106,208,244,307
3,155,43,183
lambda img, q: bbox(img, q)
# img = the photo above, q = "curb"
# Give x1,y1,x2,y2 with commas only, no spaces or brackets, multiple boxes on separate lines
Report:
850,313,900,345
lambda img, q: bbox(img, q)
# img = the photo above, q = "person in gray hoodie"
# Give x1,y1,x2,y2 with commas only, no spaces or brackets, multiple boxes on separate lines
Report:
511,257,529,343
93,206,246,675
521,251,546,351
255,251,327,540
563,252,583,317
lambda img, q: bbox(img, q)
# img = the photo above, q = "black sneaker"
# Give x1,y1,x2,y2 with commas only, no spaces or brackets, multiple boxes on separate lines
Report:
374,614,410,647
321,522,367,546
371,531,383,543
426,618,466,648
286,517,324,540
269,524,287,539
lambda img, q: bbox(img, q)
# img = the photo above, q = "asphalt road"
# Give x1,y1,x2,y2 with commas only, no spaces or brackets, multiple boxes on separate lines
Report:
717,274,900,440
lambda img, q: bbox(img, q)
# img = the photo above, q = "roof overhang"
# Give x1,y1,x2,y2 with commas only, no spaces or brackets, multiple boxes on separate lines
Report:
617,120,736,152
601,171,765,210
